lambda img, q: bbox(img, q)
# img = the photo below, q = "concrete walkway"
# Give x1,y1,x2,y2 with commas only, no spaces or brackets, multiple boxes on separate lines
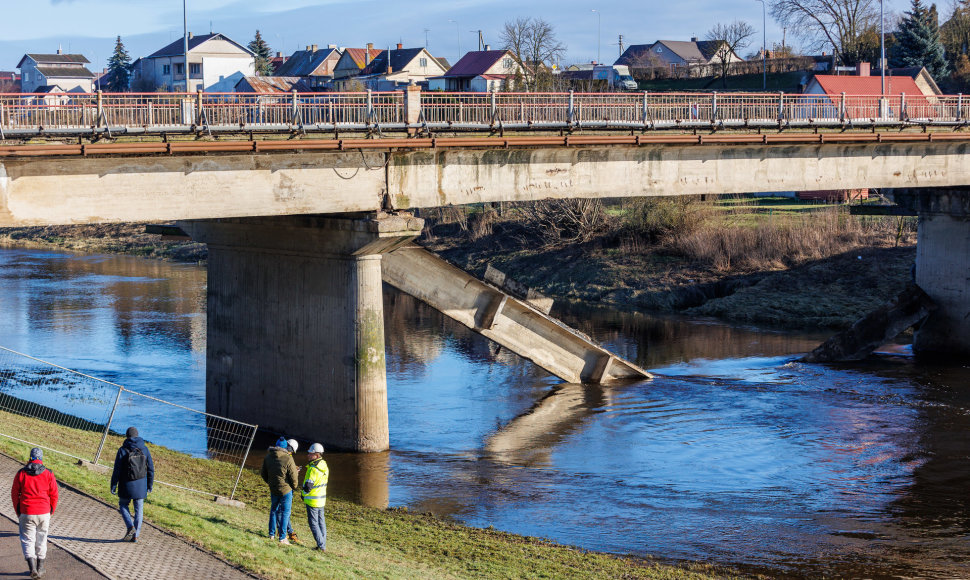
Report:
0,515,105,579
0,453,256,580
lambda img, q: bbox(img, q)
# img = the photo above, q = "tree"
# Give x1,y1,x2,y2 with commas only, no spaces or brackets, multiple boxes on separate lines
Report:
500,17,566,90
248,30,274,76
770,0,880,65
706,20,756,86
940,1,970,70
891,0,948,79
106,36,132,92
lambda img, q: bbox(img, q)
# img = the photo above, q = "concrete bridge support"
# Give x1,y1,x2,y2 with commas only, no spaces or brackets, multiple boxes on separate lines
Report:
179,214,423,452
894,189,970,357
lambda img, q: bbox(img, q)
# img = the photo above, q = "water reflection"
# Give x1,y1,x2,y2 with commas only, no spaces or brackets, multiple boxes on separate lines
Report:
3,247,970,577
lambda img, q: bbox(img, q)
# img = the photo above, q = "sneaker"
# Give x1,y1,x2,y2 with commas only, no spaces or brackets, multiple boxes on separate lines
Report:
278,538,291,545
131,535,138,543
122,528,135,542
287,531,301,545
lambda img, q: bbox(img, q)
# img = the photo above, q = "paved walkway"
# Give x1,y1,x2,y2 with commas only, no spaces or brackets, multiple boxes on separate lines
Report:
0,514,105,579
0,453,255,580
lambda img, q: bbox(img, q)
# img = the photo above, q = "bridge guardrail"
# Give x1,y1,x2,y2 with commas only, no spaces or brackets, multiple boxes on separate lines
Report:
0,345,257,501
0,90,965,137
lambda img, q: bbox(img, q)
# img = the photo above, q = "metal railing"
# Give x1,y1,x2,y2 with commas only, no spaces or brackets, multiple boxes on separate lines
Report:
0,346,257,501
0,90,965,137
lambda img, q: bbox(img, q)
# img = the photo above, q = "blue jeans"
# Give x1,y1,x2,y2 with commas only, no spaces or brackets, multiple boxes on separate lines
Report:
306,505,326,549
119,497,144,538
268,492,293,540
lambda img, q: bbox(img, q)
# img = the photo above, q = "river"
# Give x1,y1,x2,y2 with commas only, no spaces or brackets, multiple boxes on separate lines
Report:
1,247,968,578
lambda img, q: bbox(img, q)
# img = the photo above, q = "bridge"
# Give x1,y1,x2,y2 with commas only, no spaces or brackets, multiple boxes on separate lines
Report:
3,90,970,451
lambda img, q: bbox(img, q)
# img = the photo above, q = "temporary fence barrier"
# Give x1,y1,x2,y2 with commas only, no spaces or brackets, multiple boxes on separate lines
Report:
0,346,257,500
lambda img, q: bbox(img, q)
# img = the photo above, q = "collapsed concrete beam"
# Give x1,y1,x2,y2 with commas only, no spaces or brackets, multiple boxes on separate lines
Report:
802,284,935,363
381,246,651,384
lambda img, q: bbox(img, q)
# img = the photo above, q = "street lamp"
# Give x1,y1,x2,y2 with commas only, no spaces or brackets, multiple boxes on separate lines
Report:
591,9,601,64
880,0,885,96
183,0,188,92
755,0,766,90
449,19,461,62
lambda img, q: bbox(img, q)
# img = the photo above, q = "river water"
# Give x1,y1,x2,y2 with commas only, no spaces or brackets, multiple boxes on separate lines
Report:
1,247,968,578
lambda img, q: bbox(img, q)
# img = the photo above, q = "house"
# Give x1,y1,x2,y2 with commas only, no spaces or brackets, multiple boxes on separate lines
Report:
270,52,288,74
0,71,20,92
338,45,448,91
874,66,942,96
274,45,342,89
428,49,523,92
234,76,312,93
131,32,254,92
615,38,742,75
17,51,96,93
332,44,377,83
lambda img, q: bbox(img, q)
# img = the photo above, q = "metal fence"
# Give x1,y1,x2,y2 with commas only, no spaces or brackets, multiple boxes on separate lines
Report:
0,346,257,500
1,90,967,136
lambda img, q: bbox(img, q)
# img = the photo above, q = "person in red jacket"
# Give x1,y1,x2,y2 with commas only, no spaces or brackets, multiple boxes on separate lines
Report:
10,447,58,579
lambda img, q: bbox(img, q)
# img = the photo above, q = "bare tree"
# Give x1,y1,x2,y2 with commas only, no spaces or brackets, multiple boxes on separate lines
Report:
770,0,880,65
706,21,756,86
500,17,566,90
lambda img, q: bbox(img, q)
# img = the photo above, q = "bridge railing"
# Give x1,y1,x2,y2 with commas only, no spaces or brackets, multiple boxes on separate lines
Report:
1,90,967,136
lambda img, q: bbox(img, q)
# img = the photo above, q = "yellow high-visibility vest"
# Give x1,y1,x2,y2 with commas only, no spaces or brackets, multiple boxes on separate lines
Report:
301,458,329,508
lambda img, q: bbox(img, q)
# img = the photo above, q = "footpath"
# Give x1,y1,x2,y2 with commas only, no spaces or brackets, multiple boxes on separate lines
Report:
0,453,256,580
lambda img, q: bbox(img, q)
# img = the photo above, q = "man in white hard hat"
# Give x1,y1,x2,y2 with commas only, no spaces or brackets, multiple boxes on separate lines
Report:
301,442,330,551
260,437,300,545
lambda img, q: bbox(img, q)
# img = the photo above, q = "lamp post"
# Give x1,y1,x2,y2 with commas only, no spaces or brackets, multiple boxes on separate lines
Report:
755,0,766,90
880,0,885,96
183,0,188,92
591,9,601,64
449,19,460,62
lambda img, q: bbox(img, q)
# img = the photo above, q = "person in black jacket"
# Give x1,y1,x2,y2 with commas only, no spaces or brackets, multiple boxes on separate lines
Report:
110,427,154,543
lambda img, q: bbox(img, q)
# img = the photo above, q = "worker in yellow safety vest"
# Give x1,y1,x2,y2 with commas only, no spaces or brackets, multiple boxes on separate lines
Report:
301,442,329,551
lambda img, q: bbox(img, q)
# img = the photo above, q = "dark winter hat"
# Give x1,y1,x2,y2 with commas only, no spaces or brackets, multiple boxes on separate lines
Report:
29,447,42,461
126,426,139,438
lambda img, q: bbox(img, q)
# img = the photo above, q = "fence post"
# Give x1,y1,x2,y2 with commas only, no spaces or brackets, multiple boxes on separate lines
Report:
93,386,124,465
229,426,258,502
567,90,575,125
642,91,649,126
777,91,785,121
196,90,203,126
366,89,374,125
959,94,964,122
900,92,906,122
490,91,497,124
839,92,846,123
710,91,717,123
291,89,299,125
96,90,104,128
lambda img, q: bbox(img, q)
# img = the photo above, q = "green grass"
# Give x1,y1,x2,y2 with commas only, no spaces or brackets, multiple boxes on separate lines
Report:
0,412,741,579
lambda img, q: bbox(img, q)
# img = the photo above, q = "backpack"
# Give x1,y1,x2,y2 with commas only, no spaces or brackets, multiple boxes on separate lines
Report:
126,445,148,481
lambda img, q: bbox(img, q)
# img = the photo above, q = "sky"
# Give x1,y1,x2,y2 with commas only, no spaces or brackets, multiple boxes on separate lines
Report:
0,0,911,72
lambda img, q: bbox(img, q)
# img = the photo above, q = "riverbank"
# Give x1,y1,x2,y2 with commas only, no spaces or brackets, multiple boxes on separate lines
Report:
0,416,739,580
0,198,917,329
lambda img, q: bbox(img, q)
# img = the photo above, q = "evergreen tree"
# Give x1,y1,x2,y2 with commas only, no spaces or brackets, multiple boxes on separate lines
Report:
106,36,132,92
248,30,273,76
891,0,948,80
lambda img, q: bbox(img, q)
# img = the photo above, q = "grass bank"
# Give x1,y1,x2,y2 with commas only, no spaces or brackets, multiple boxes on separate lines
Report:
0,411,739,579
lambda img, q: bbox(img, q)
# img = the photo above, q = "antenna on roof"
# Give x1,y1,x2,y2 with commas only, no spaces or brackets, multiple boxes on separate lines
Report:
210,21,213,34
424,28,430,49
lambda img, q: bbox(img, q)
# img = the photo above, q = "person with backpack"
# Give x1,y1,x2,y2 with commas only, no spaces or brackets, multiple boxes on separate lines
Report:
260,437,300,545
110,426,154,543
10,447,58,579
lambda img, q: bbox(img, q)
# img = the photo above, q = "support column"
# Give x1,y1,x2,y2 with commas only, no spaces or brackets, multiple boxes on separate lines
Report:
179,214,423,452
894,188,970,356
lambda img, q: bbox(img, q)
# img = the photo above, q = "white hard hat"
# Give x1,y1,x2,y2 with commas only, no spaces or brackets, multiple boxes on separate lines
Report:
308,443,324,454
286,439,299,453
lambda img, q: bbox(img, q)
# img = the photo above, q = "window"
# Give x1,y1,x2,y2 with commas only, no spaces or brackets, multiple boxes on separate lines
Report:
175,63,184,75
23,72,29,82
419,58,428,67
656,46,663,53
503,58,513,69
162,64,171,75
190,63,201,75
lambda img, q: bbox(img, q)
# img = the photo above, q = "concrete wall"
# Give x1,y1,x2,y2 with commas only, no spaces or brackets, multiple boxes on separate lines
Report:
913,213,970,355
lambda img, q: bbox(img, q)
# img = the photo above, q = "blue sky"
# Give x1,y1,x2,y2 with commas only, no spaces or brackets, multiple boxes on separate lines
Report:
1,0,910,72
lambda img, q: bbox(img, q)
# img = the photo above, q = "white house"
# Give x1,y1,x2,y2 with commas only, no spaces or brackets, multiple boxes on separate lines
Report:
428,49,522,92
17,51,95,93
133,32,254,92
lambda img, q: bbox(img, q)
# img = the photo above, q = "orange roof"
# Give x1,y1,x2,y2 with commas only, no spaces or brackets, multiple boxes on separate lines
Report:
812,74,924,96
342,48,370,68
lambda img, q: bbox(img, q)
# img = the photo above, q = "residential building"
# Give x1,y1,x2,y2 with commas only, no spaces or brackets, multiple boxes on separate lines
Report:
428,48,523,92
346,45,448,91
17,51,95,93
274,45,342,89
270,52,288,74
332,44,376,83
131,32,254,92
873,66,942,96
234,76,312,93
615,38,742,75
0,71,20,92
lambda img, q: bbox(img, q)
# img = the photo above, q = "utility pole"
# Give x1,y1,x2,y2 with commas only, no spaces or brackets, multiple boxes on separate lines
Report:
618,34,624,58
880,0,886,96
591,9,601,64
756,0,766,90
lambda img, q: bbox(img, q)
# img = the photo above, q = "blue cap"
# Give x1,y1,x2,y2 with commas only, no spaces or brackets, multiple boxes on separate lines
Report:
29,448,43,461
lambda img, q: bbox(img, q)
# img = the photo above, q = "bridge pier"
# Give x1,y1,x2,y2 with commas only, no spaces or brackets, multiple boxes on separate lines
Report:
179,214,423,452
894,189,970,357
